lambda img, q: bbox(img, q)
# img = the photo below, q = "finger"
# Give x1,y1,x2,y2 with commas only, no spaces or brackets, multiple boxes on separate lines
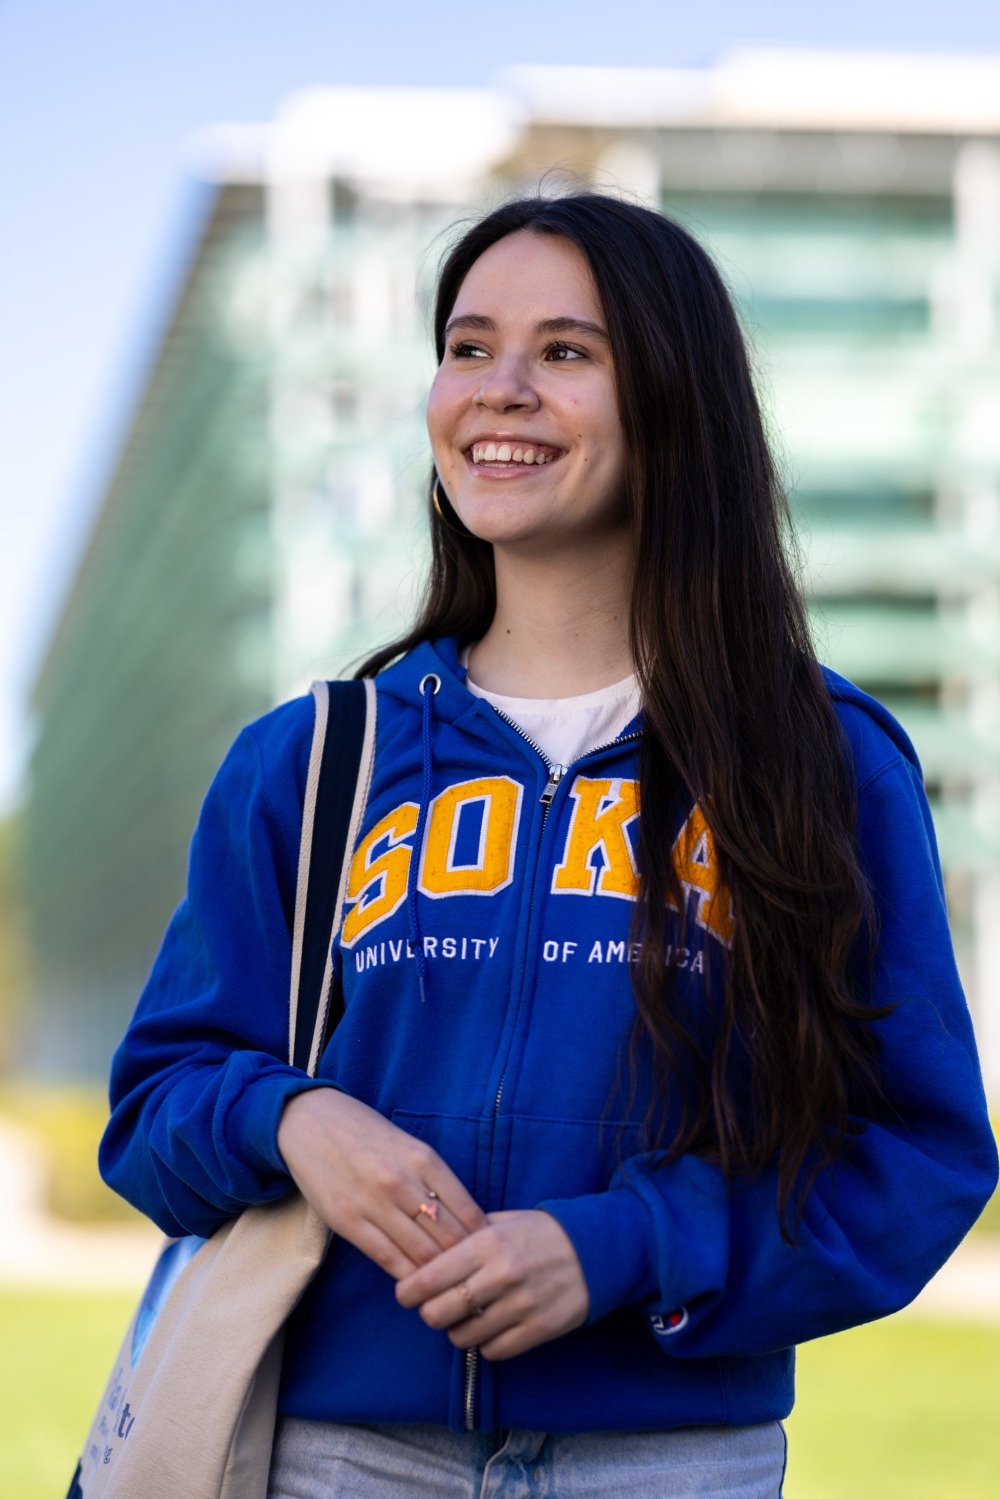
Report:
395,1234,486,1308
355,1193,475,1279
421,1163,488,1235
446,1292,524,1350
417,1276,492,1333
448,1298,551,1358
387,1209,458,1271
407,1195,472,1253
477,1324,539,1361
349,1219,422,1281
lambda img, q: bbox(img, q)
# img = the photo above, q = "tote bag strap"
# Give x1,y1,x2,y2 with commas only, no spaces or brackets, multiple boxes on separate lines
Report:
66,679,379,1499
289,677,377,1076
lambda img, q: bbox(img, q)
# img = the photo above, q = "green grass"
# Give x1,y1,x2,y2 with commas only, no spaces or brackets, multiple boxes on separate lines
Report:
787,1318,1000,1497
0,1288,136,1499
1,1289,998,1499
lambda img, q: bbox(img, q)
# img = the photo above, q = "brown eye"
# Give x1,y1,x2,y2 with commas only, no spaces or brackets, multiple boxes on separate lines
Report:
545,342,586,362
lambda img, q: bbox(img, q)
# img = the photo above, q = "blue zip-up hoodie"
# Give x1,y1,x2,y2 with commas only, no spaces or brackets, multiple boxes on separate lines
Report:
101,637,998,1434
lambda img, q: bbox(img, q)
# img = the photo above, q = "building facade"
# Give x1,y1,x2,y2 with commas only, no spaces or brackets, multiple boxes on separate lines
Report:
23,53,1000,1087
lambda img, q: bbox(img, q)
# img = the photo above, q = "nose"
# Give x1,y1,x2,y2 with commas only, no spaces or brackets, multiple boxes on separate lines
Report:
473,351,540,412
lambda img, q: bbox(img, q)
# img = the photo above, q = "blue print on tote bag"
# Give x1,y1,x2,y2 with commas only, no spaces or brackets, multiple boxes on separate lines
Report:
131,1236,207,1367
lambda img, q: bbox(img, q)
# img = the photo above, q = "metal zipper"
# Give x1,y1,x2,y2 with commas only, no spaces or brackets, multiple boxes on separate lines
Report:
483,713,569,1162
463,1345,478,1432
540,763,567,807
461,712,641,1429
488,706,551,767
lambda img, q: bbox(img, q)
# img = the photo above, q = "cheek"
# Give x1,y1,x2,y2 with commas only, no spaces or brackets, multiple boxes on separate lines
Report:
604,412,627,464
591,418,624,464
425,384,456,465
425,375,445,437
427,369,473,423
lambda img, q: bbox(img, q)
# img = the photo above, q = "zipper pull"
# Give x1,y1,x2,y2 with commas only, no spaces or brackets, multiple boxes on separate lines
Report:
540,764,567,807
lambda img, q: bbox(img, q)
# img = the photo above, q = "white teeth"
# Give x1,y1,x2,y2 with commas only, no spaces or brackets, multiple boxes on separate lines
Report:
468,442,558,465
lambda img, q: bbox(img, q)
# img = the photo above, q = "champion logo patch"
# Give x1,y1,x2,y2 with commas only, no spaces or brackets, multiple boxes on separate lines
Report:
649,1307,689,1336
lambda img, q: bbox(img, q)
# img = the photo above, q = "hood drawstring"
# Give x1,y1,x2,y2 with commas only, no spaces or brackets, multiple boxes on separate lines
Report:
408,673,440,1002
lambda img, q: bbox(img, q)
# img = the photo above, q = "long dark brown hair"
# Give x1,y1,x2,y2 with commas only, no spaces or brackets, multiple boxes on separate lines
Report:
359,193,882,1233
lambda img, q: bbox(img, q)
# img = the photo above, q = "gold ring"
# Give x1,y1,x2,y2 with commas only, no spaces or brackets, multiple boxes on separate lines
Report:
457,1281,484,1317
415,1201,440,1223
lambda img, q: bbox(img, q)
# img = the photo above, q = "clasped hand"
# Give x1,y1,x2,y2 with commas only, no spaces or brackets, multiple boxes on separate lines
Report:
277,1089,589,1359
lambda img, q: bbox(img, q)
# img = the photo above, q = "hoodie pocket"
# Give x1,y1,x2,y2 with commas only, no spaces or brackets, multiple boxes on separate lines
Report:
490,1114,645,1208
392,1108,644,1210
391,1109,485,1201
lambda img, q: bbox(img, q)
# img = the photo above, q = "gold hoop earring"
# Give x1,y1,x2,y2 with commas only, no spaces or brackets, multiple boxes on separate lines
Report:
432,480,472,537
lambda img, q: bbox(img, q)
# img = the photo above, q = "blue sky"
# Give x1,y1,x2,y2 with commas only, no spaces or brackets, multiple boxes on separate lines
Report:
2,0,1000,812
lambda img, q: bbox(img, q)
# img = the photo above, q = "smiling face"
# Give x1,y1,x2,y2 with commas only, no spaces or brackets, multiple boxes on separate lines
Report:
426,231,628,561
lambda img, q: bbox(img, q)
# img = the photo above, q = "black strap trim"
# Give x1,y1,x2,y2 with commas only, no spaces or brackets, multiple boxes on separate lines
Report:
292,680,368,1073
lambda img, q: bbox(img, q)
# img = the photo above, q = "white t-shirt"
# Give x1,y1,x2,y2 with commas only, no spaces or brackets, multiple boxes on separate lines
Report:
462,652,641,768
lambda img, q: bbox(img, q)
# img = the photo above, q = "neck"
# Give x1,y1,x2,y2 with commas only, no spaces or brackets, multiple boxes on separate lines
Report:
469,539,633,698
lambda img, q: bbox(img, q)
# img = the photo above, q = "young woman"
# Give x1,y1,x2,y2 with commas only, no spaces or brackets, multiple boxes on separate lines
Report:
100,194,998,1498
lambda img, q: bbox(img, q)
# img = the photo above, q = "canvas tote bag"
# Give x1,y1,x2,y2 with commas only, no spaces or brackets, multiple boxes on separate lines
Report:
69,677,377,1499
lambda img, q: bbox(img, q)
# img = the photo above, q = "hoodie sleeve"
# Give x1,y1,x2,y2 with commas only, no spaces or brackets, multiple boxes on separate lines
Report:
540,750,999,1356
98,699,332,1237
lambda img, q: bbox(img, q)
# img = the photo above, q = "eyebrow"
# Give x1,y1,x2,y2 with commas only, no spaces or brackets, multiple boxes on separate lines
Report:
444,314,609,343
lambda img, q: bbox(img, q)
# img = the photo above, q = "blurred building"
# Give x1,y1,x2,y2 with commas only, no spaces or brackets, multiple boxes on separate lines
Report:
23,51,1000,1088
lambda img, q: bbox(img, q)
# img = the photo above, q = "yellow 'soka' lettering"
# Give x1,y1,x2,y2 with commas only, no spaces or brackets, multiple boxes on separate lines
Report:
341,803,419,948
341,776,732,950
552,777,640,900
420,777,522,897
670,805,734,946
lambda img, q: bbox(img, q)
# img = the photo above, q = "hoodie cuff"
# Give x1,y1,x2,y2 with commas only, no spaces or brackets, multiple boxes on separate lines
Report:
222,1060,334,1182
538,1187,660,1325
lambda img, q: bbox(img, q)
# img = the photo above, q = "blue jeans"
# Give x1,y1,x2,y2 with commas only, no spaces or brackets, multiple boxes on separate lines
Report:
267,1417,787,1497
